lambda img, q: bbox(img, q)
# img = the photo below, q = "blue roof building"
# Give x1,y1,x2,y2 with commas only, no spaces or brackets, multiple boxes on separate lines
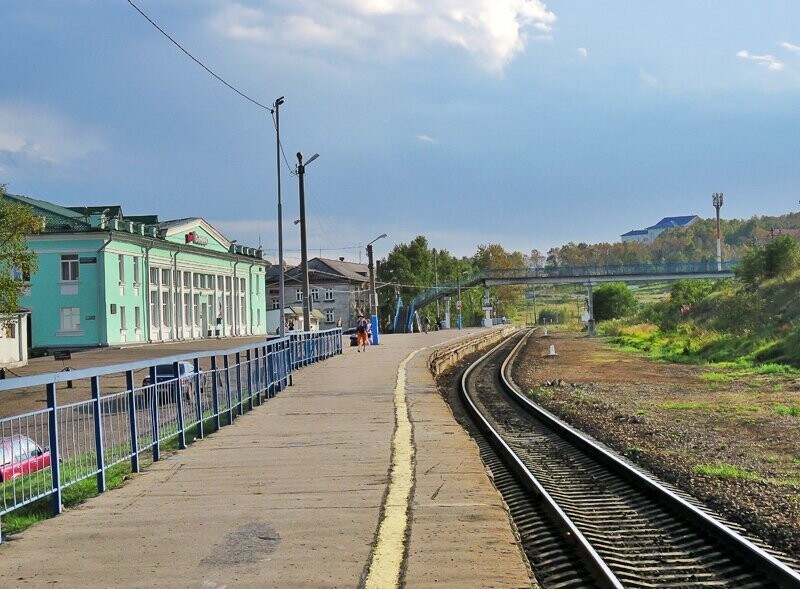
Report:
621,215,699,243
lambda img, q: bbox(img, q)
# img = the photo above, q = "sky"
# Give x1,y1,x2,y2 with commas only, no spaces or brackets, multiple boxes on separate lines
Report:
3,1,800,265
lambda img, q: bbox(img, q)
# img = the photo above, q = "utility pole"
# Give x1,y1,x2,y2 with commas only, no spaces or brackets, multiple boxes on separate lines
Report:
713,192,724,272
367,233,387,344
433,248,440,321
297,151,319,331
275,97,286,337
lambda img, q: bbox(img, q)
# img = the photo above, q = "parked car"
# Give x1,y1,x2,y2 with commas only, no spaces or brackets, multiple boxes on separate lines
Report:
142,362,204,401
342,327,358,347
0,435,51,482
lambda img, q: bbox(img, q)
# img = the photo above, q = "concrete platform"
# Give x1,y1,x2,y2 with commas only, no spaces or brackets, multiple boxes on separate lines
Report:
0,330,533,588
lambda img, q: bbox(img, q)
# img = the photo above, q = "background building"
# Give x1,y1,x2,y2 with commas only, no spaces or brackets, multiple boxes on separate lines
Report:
5,193,269,351
621,215,699,244
266,257,370,331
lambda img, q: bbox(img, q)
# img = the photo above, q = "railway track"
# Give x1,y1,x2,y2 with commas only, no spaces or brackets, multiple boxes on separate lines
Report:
458,330,800,588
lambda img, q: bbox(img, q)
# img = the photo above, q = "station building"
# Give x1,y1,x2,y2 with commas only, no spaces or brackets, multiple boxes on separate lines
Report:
5,193,269,351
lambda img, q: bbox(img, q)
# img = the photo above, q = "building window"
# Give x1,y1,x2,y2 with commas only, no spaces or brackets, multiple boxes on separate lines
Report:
133,257,140,285
226,295,233,324
175,271,181,288
193,294,200,326
135,306,141,330
120,306,127,330
60,255,79,282
60,307,81,332
324,288,334,301
118,254,125,283
183,271,191,287
240,296,246,325
295,289,303,302
193,273,199,288
272,298,280,310
161,269,171,287
325,309,335,323
149,268,159,285
150,291,159,326
161,292,171,327
184,293,191,325
225,276,232,291
218,275,225,290
240,278,246,293
5,323,15,338
311,287,320,302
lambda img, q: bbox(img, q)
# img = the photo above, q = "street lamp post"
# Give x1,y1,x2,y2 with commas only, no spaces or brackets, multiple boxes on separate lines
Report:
274,96,286,337
712,192,724,272
367,233,387,344
297,151,319,331
433,248,439,322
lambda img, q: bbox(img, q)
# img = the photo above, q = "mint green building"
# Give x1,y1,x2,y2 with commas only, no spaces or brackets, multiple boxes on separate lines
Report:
6,194,269,350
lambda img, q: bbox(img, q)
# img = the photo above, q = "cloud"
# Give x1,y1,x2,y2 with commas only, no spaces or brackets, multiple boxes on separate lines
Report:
0,103,104,166
210,1,557,73
577,47,587,58
780,41,800,55
736,49,784,71
416,134,438,144
638,69,662,90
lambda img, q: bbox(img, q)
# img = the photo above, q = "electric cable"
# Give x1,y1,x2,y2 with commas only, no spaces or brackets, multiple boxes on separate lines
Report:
125,0,273,113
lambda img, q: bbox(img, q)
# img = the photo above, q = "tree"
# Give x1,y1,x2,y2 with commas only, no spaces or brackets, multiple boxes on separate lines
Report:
735,235,800,286
0,186,40,314
592,282,636,322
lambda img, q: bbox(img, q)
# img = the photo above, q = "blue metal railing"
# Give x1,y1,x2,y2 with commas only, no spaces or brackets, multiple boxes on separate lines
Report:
0,329,342,539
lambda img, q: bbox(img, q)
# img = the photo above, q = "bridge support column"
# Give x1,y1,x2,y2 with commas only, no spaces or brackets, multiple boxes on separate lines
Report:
587,282,596,336
482,287,492,327
443,297,451,329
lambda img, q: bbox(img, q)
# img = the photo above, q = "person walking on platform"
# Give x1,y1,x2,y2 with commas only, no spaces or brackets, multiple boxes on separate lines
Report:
356,314,369,352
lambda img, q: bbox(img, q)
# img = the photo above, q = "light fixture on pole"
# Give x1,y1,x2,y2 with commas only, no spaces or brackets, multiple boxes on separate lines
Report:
297,151,319,331
433,248,439,321
712,192,724,272
275,96,286,337
367,233,387,344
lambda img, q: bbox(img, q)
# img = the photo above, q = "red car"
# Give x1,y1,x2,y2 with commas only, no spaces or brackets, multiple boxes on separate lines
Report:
0,435,51,482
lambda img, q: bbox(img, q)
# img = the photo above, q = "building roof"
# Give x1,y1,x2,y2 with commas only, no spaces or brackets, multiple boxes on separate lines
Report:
647,215,699,230
273,257,369,286
621,229,648,237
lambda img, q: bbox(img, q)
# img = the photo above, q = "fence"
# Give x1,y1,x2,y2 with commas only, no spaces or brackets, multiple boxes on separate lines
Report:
0,328,342,540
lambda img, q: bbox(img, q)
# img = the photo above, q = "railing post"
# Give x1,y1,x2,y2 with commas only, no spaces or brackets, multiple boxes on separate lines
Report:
211,356,221,432
174,361,187,450
267,345,275,397
91,376,107,493
126,370,140,473
193,357,203,439
149,365,160,462
46,382,62,517
223,355,233,425
245,349,253,411
252,347,261,404
235,352,243,416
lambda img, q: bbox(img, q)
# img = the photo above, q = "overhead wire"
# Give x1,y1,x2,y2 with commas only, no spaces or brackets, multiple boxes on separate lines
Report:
125,0,274,113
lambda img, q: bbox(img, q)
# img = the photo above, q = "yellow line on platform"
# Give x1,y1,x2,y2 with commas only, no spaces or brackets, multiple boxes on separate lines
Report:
364,349,419,589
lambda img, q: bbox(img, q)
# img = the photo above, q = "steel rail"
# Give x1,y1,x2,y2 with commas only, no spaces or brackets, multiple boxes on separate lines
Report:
460,333,625,589
499,329,800,588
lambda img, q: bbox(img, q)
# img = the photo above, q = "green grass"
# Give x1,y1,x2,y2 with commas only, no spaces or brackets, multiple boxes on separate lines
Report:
694,463,760,480
774,405,800,417
660,402,712,410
